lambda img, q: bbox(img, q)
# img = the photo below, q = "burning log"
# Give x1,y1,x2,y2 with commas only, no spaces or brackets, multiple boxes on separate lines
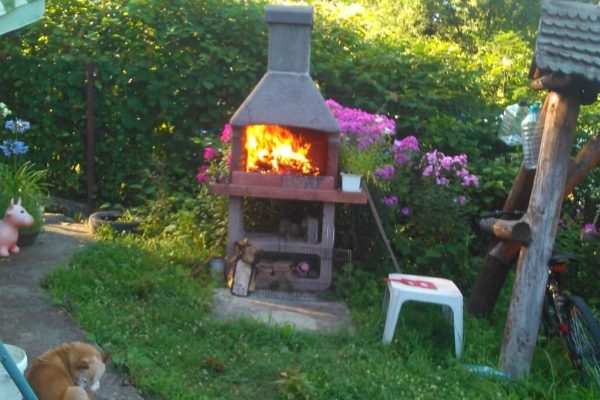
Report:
245,125,320,175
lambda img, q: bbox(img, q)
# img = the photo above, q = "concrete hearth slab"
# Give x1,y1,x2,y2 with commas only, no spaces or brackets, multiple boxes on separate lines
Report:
211,288,353,334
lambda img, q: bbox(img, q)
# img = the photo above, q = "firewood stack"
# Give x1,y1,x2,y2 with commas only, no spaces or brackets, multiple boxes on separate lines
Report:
228,238,261,297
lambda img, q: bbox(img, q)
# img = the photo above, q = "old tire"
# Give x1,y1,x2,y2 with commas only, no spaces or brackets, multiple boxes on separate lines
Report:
88,211,140,234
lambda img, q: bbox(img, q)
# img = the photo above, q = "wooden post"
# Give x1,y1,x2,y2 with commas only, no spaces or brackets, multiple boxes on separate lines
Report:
499,91,580,378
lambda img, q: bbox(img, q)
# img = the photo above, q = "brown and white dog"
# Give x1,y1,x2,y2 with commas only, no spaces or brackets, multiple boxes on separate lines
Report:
25,342,110,400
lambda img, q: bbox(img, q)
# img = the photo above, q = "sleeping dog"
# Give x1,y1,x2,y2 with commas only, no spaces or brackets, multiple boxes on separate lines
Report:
26,342,110,400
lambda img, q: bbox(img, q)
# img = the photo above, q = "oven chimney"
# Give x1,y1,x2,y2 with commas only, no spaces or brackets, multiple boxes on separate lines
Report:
230,4,339,133
266,4,312,74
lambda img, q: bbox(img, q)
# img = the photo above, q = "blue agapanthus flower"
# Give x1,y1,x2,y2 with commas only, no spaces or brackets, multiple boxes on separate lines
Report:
0,139,28,157
5,119,30,134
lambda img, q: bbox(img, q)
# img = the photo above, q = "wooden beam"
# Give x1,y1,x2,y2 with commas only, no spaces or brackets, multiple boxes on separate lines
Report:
530,73,571,91
489,241,521,264
565,132,600,195
500,91,580,379
479,218,531,245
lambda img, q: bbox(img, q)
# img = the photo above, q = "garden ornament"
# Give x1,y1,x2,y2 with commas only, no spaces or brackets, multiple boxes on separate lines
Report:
0,198,34,257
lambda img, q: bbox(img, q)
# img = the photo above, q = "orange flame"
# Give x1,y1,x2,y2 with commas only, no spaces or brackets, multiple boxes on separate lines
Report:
245,125,319,175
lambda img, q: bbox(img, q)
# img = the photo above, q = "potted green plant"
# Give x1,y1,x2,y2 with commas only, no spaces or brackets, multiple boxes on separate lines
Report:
326,99,395,192
338,140,384,192
0,103,49,245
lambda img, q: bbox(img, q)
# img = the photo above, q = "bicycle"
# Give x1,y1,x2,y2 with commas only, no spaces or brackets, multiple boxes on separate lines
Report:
481,210,600,387
542,251,600,387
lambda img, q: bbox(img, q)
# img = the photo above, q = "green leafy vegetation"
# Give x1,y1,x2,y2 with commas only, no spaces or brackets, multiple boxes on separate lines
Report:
0,103,49,233
2,0,591,206
44,236,600,399
2,0,599,397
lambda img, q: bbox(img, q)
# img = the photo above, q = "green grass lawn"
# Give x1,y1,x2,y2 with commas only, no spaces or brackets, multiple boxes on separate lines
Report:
43,238,600,399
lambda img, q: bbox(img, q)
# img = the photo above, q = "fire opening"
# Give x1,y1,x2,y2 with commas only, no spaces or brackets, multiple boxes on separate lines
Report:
244,125,320,175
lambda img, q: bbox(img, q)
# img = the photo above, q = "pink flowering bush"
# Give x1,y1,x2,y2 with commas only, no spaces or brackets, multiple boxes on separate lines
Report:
326,99,395,149
582,223,598,235
195,124,232,185
328,99,480,277
326,99,394,176
370,134,479,276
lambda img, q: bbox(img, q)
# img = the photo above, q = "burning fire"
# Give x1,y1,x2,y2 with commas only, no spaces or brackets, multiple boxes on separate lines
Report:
245,125,319,175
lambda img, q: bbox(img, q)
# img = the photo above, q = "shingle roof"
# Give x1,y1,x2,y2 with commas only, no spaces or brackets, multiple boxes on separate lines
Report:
534,0,600,84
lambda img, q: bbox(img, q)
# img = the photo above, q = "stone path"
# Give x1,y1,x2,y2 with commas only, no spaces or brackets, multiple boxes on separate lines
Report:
0,215,143,400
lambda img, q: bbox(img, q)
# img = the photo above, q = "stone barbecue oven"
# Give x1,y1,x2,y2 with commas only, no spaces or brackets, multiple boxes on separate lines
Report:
210,4,366,291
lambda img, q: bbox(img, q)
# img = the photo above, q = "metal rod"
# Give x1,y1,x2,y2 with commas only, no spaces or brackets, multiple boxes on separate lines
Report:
0,341,38,400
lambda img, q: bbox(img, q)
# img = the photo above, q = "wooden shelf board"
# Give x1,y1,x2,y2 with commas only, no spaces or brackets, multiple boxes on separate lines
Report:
209,183,367,204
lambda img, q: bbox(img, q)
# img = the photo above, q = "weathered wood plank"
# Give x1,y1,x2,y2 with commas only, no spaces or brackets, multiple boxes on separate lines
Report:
499,91,580,379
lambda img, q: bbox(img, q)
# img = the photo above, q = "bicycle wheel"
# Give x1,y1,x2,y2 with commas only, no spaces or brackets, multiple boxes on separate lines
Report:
565,296,600,387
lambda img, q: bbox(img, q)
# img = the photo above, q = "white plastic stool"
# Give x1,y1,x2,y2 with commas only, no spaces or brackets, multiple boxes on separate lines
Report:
382,273,464,358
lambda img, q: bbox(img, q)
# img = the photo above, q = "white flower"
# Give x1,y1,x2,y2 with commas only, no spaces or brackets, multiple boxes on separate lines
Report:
0,102,11,118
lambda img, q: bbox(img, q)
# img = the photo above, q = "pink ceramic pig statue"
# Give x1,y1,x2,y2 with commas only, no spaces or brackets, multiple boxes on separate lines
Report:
0,198,34,257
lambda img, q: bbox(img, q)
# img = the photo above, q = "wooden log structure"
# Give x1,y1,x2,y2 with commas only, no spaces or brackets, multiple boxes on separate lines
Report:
499,90,580,379
468,130,600,316
477,0,600,379
479,218,531,245
468,100,600,317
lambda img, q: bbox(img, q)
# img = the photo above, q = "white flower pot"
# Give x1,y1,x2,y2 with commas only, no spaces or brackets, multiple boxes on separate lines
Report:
340,173,362,192
0,344,28,400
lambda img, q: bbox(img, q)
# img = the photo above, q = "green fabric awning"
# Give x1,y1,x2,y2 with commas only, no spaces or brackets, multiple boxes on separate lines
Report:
0,0,45,36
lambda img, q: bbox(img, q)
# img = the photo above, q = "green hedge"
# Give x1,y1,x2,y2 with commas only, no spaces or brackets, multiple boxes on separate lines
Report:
0,0,269,203
2,0,595,209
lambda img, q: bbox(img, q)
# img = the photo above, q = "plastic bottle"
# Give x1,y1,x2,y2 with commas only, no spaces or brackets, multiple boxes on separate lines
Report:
520,102,543,169
498,99,529,146
464,364,510,380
